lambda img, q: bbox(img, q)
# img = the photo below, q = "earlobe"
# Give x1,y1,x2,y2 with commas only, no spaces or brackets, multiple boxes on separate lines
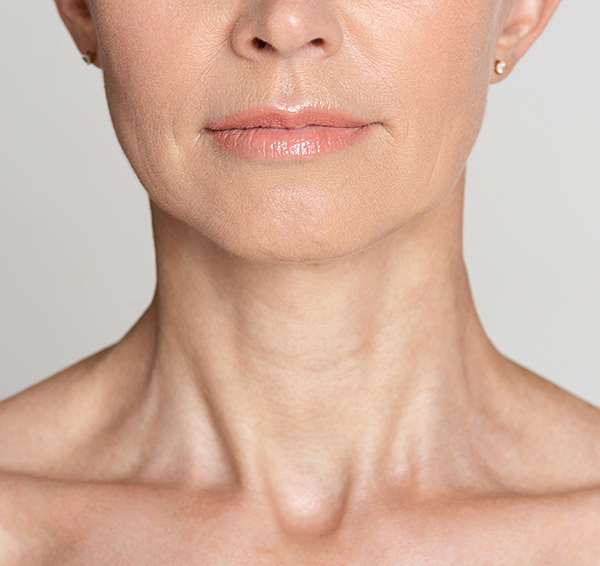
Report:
54,0,100,66
491,0,561,82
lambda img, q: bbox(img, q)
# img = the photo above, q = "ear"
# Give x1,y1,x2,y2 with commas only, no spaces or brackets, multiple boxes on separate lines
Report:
491,0,561,83
54,0,101,67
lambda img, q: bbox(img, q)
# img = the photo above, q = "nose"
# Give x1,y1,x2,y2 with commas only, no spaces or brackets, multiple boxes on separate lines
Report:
232,0,344,60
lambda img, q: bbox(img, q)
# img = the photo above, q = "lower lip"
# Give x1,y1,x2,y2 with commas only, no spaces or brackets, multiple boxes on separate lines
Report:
205,125,371,160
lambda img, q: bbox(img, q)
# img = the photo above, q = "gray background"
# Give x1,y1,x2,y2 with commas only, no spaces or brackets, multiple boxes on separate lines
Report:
1,1,599,404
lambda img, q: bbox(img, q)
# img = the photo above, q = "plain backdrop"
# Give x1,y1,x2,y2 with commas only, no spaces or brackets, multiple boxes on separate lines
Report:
1,1,599,405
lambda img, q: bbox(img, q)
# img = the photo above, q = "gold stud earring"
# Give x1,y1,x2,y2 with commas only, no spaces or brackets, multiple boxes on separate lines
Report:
82,51,97,65
494,60,507,76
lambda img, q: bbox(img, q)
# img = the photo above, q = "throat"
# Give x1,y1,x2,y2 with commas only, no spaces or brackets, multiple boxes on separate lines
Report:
135,191,498,517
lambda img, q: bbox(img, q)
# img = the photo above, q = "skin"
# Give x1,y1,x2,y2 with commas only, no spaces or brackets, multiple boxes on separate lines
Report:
1,0,600,563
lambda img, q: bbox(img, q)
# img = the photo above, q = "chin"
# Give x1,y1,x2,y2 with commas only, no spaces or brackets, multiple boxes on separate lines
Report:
200,210,391,264
150,164,454,265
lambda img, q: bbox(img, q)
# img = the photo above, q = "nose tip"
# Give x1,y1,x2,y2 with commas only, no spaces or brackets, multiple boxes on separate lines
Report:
232,0,344,60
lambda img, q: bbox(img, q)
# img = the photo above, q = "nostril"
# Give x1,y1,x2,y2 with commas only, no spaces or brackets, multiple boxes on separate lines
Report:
252,37,268,50
311,38,325,47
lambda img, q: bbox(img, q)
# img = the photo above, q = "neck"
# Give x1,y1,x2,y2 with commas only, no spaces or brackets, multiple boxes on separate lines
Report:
115,173,504,533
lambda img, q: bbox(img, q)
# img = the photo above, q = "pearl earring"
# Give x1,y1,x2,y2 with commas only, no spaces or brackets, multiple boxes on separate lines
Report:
494,60,507,76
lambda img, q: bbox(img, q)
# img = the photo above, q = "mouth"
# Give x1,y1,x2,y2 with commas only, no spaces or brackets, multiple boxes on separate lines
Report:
204,107,376,160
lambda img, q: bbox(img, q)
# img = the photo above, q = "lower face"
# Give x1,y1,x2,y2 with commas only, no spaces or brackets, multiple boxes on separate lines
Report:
92,0,503,262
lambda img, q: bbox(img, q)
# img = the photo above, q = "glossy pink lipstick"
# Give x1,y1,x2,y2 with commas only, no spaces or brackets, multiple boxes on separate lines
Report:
205,107,373,160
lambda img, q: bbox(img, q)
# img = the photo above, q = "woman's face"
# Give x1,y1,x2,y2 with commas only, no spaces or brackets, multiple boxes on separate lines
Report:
85,0,508,261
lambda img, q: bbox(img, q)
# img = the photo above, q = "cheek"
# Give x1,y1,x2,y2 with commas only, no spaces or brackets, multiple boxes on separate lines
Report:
371,0,498,209
93,0,227,197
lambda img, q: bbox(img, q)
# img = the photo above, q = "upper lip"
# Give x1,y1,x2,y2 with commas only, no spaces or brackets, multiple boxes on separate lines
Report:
205,107,373,131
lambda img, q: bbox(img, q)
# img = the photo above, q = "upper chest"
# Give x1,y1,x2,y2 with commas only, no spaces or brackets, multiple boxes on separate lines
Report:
3,483,600,566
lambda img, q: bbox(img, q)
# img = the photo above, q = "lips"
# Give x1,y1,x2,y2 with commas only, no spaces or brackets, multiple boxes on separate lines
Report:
204,107,374,160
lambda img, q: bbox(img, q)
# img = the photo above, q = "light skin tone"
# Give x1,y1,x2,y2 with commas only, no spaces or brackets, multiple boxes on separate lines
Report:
1,0,600,563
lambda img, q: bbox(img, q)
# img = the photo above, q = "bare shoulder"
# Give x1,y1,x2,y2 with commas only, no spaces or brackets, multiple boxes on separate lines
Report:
521,361,600,456
0,471,84,566
0,346,127,483
487,356,600,494
0,313,155,482
0,473,52,565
